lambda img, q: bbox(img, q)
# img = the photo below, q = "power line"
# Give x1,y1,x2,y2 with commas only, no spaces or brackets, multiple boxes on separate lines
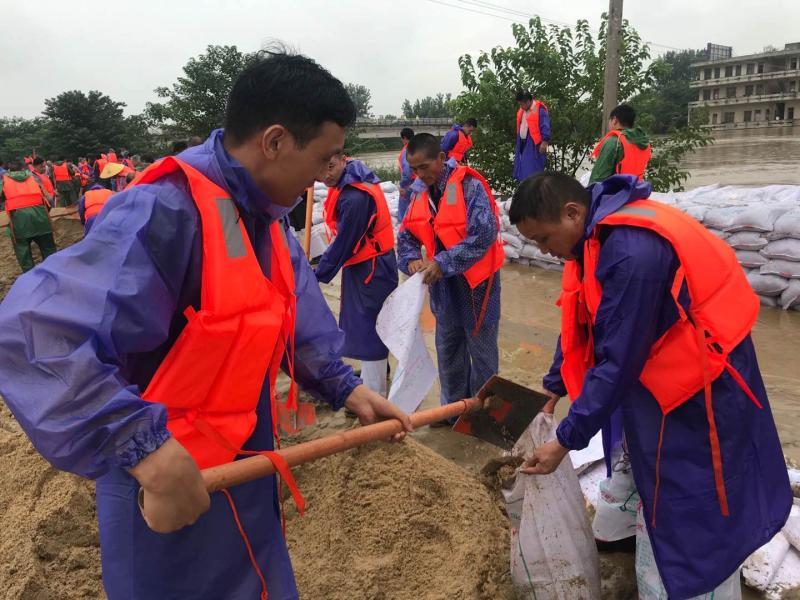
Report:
425,0,684,53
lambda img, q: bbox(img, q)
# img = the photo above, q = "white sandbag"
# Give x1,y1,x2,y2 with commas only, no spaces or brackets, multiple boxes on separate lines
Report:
309,223,329,259
707,228,731,241
727,231,769,251
760,295,780,308
379,181,398,194
512,257,532,267
313,181,327,191
728,204,794,233
636,505,742,599
684,204,709,222
782,510,800,552
533,260,565,272
504,413,601,599
504,245,520,259
762,239,800,262
519,244,561,264
502,215,511,229
704,206,746,231
770,209,800,240
744,531,792,591
737,251,769,268
761,260,800,279
592,465,638,542
578,461,606,512
765,548,800,600
747,272,789,296
781,280,800,310
501,231,524,250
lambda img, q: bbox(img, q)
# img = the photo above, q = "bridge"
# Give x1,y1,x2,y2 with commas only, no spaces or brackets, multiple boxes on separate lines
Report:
353,117,454,139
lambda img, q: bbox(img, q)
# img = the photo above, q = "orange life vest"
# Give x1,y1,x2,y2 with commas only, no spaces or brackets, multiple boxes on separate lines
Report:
558,198,761,520
403,165,503,290
32,171,55,199
107,152,118,163
516,101,547,145
53,162,71,182
131,157,299,472
3,175,48,213
591,130,652,180
95,158,108,176
83,188,114,221
448,129,473,163
323,180,395,284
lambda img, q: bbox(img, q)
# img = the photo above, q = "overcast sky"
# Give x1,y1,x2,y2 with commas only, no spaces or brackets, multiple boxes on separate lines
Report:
1,0,798,119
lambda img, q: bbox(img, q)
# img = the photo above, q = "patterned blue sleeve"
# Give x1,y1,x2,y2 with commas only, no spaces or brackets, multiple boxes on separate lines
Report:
433,177,498,277
399,153,415,191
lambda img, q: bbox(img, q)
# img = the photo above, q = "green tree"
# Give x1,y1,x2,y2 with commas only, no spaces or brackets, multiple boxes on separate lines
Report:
401,94,453,118
43,90,133,158
345,83,373,118
0,117,47,161
452,16,711,193
146,45,259,137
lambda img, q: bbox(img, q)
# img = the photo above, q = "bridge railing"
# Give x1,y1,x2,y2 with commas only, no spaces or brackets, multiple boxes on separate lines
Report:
354,117,454,128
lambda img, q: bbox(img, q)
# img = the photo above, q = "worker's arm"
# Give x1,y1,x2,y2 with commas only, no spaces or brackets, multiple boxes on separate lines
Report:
440,129,458,154
433,177,497,277
314,188,373,284
284,223,362,409
539,105,552,145
543,340,567,397
589,136,623,184
0,183,197,479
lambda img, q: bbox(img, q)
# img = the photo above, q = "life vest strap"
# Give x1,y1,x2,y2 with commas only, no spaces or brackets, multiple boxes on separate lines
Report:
221,489,269,600
470,272,495,337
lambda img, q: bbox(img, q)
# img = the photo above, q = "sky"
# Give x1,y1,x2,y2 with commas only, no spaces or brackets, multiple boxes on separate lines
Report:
1,0,798,119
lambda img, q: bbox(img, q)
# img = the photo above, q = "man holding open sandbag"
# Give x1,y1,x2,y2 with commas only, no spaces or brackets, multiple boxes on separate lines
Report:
509,172,791,599
0,51,411,600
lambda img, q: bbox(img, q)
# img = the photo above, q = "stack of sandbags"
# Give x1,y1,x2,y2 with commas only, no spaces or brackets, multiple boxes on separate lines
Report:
743,502,800,599
494,197,565,272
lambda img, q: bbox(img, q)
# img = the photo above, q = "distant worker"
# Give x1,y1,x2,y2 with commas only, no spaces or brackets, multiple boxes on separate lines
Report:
590,103,652,183
316,155,398,396
171,140,188,155
31,157,56,202
513,90,551,181
100,162,135,193
78,184,114,233
107,148,118,163
93,153,109,187
440,118,477,164
52,158,78,207
0,159,57,272
399,133,504,426
397,127,415,221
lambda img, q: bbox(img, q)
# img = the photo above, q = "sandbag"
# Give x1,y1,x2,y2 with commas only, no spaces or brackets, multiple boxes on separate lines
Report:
504,244,520,259
504,413,601,599
501,232,524,250
760,295,780,308
761,260,800,279
727,231,769,251
728,204,793,233
737,250,769,269
592,464,638,542
765,548,800,600
704,206,746,231
761,239,800,262
683,205,709,222
782,280,800,310
770,209,800,240
520,244,561,264
707,228,731,241
747,272,789,297
744,531,791,591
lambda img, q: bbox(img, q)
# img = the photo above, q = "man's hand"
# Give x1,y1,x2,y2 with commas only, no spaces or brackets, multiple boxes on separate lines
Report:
129,437,210,534
344,384,413,442
408,259,426,274
520,438,569,475
421,260,444,285
542,390,560,415
538,141,550,155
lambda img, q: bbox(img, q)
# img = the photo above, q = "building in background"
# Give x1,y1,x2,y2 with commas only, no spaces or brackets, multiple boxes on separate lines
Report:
689,42,800,130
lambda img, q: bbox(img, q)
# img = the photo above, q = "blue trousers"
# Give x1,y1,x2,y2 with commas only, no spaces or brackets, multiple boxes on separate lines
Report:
435,319,499,407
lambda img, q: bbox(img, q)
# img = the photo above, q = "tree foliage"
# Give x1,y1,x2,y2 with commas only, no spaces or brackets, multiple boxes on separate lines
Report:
146,45,259,137
401,93,454,118
345,83,373,118
451,16,712,193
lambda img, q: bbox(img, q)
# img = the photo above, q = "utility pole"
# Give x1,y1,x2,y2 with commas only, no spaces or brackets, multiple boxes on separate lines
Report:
602,0,624,134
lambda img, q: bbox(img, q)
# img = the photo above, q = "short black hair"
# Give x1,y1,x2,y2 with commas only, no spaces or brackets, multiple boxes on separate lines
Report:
7,159,23,171
32,156,45,166
610,104,636,128
509,172,590,224
515,90,533,102
225,51,356,147
406,133,441,160
172,140,188,154
464,118,477,127
400,127,414,140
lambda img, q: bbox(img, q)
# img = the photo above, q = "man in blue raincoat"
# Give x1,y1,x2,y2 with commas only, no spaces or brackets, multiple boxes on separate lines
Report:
397,127,415,222
316,155,398,395
510,172,791,599
398,133,502,427
440,118,476,164
513,90,551,181
0,52,411,600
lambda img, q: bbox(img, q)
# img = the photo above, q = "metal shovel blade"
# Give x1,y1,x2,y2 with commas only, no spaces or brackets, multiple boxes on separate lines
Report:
452,375,549,450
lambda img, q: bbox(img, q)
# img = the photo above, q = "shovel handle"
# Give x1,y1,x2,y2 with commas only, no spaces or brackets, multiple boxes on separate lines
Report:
201,397,480,493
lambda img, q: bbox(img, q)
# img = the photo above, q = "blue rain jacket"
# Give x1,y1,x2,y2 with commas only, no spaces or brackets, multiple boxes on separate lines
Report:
513,104,551,181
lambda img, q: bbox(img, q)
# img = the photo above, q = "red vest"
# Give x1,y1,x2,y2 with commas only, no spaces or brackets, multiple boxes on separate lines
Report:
95,158,108,176
107,152,118,163
448,130,473,163
32,171,55,198
83,188,114,220
592,130,652,180
53,162,71,182
402,166,504,289
559,198,761,518
324,180,395,283
516,101,547,145
131,157,298,470
3,175,48,213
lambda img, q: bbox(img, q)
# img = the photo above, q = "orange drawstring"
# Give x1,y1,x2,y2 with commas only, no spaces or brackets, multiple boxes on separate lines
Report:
651,413,667,528
222,489,269,600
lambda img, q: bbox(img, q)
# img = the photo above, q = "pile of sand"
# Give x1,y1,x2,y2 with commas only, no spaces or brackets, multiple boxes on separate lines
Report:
285,436,514,600
0,401,103,599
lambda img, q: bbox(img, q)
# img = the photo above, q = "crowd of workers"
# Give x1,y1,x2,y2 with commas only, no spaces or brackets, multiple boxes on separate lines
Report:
0,50,791,600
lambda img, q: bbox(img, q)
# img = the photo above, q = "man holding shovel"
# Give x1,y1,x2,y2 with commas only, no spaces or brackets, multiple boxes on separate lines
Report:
0,51,410,600
509,172,790,598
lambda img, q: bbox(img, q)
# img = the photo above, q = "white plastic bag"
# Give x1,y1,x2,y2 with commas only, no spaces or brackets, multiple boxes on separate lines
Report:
743,531,791,591
592,463,639,542
504,414,601,599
